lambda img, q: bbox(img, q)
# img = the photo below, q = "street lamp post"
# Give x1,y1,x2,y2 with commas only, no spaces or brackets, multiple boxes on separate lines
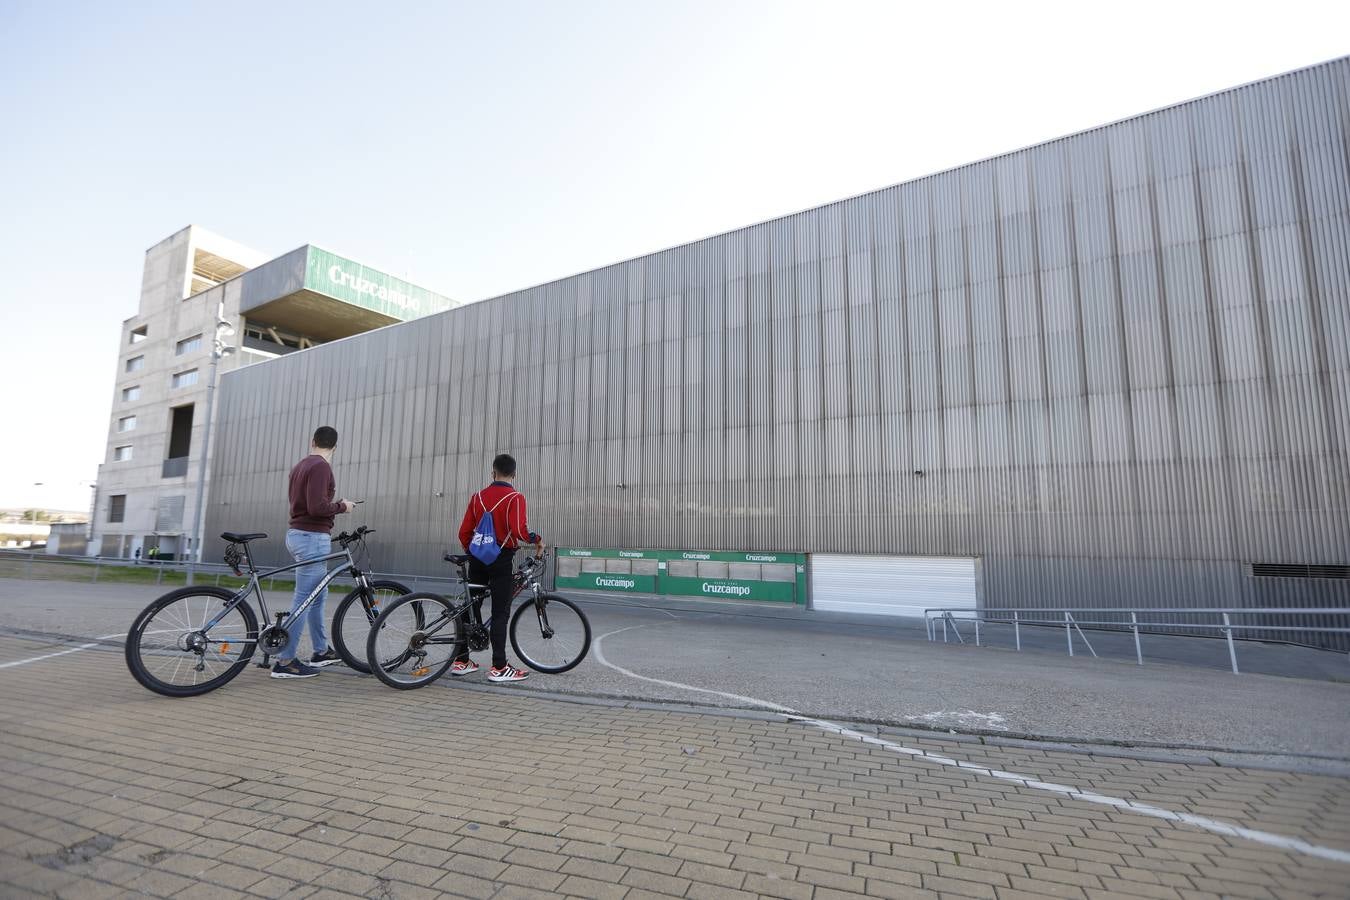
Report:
186,301,235,586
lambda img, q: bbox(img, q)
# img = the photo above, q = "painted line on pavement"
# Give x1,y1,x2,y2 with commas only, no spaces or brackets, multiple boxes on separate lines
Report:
591,625,795,712
591,625,1350,866
0,633,124,670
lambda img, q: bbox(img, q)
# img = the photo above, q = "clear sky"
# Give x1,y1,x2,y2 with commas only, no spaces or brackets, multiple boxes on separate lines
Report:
1,0,1346,511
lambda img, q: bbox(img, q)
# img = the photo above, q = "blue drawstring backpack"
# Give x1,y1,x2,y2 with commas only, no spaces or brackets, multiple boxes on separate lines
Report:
468,491,517,564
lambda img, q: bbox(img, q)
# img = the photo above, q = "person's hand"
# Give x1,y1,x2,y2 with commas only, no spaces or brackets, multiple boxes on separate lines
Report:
340,499,355,513
535,539,546,558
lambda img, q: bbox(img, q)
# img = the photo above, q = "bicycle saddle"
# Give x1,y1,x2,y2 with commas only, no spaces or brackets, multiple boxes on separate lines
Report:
443,553,471,565
221,532,267,543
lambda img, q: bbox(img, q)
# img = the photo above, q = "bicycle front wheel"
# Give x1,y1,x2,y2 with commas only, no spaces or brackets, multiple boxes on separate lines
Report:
367,592,464,689
331,580,413,673
125,587,259,697
510,593,591,674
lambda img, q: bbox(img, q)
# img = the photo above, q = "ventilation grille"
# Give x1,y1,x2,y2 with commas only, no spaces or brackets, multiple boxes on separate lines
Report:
1251,563,1350,580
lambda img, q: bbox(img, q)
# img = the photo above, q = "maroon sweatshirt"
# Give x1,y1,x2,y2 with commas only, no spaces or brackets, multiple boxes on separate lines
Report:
288,455,344,533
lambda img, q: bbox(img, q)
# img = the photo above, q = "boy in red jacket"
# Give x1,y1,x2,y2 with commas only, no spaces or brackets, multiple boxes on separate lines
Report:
454,453,544,682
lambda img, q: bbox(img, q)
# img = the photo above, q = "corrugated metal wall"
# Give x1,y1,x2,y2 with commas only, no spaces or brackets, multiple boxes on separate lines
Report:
207,58,1350,647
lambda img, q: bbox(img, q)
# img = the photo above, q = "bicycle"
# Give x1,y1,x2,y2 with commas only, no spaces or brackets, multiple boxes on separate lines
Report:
124,526,412,697
366,549,591,689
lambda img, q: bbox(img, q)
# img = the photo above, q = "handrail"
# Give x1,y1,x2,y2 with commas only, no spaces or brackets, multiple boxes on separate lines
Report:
923,605,1350,674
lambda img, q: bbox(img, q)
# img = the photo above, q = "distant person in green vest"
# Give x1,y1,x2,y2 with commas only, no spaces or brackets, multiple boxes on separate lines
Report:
147,546,158,563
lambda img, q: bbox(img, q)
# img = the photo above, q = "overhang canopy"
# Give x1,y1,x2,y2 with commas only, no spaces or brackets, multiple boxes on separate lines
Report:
225,245,455,340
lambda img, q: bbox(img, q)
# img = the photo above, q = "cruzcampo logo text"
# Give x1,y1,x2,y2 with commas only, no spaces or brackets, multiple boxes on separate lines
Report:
302,246,454,320
326,264,421,312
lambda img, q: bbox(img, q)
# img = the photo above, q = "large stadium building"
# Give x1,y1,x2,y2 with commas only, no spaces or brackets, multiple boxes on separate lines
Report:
93,226,456,561
205,59,1349,642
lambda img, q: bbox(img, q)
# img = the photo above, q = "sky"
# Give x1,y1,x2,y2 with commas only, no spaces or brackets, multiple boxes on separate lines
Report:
0,0,1346,511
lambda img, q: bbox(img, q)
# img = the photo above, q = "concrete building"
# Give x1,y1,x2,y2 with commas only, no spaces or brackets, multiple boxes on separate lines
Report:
46,523,89,556
93,226,456,560
205,59,1350,646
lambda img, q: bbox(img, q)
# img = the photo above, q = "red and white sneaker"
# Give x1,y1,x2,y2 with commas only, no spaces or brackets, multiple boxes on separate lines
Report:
450,659,480,677
488,664,530,684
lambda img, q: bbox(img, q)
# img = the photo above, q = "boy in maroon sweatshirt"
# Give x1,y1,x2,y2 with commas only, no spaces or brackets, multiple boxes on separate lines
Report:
273,426,354,679
454,453,543,682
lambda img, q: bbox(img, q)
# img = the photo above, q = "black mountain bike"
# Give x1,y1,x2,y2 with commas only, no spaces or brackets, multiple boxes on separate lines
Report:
124,526,410,697
366,550,590,689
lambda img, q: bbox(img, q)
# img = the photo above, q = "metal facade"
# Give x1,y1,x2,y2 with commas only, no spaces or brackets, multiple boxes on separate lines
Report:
206,59,1350,645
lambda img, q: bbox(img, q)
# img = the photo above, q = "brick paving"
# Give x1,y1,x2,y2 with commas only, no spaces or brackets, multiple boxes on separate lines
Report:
0,635,1348,899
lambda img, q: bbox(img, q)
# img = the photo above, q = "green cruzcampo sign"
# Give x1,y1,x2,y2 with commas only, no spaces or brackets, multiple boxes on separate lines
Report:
303,247,455,320
562,572,658,593
658,576,797,603
556,547,808,604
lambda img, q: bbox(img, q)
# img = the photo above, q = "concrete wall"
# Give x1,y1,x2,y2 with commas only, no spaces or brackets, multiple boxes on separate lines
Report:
206,60,1350,645
91,227,258,559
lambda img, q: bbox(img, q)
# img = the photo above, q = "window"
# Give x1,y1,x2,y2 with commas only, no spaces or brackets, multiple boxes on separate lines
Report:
113,445,133,462
122,385,141,402
126,355,145,373
130,325,147,344
117,415,137,433
171,369,198,389
107,495,126,523
175,334,202,356
167,404,194,458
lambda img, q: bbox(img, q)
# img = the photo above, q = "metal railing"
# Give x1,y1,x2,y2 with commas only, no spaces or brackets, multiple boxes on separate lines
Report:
0,550,469,594
924,607,1350,674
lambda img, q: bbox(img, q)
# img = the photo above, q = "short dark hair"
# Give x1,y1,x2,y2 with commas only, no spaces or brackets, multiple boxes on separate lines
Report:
492,453,517,477
313,426,338,449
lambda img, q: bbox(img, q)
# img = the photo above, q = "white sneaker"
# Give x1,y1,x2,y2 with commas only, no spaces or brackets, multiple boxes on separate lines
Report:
488,664,529,684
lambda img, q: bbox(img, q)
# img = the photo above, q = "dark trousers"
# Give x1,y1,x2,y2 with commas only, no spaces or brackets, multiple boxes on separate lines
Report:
463,548,515,668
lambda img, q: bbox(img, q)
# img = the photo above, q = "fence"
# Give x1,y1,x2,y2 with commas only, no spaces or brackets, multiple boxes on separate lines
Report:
924,606,1350,674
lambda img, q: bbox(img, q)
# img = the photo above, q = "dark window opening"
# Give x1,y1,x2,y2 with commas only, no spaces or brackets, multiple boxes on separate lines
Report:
1251,563,1350,580
168,404,194,459
108,495,126,523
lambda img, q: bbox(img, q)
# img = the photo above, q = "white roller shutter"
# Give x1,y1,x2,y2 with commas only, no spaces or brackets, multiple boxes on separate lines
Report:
811,555,978,616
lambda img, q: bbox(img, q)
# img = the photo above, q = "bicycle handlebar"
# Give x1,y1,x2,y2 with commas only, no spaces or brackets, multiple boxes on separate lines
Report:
334,525,375,548
222,525,376,575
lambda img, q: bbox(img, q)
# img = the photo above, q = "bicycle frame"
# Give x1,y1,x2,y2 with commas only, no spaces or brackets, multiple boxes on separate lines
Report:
417,554,550,646
201,546,366,638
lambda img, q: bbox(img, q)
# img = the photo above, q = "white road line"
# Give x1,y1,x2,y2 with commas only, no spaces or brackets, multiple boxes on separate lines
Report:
0,633,124,670
592,625,795,713
591,625,1350,866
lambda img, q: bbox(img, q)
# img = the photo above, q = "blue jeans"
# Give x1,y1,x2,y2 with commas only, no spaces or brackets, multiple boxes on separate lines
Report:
280,529,332,661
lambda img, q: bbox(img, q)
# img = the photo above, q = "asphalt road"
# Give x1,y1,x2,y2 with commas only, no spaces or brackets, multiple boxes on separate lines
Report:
2,576,1349,766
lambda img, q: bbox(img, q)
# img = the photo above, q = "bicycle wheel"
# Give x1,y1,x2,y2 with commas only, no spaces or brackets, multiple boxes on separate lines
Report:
125,586,259,697
510,593,591,674
331,580,413,673
367,592,463,689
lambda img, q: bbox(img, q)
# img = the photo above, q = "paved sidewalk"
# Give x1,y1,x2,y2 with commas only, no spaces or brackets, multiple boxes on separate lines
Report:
2,634,1349,899
2,578,1349,759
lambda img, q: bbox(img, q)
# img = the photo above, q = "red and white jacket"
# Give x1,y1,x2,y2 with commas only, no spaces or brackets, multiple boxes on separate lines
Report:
457,481,541,552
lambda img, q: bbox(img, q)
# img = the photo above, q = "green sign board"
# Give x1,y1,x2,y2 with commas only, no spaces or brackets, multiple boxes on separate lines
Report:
658,576,797,603
558,572,659,593
556,547,808,604
303,246,456,320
